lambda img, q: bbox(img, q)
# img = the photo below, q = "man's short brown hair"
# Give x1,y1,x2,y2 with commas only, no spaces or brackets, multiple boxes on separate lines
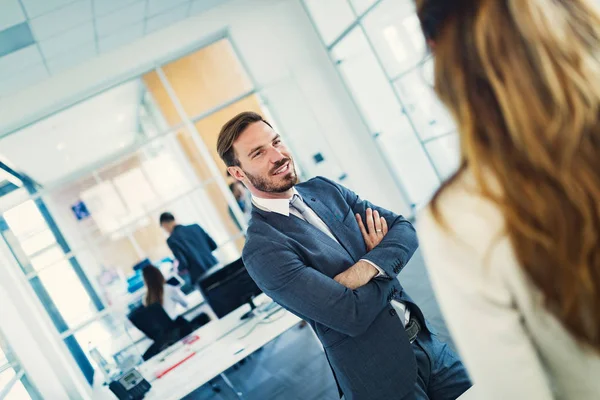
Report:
217,112,273,167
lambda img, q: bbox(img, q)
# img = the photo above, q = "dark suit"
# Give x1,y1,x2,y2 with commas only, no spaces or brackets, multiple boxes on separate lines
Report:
243,177,424,399
167,224,218,284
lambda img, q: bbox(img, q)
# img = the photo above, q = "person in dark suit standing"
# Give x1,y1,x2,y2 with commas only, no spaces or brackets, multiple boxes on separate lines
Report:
216,112,471,400
159,212,218,286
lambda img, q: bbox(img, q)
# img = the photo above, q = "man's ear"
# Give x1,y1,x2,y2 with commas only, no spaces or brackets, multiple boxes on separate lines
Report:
227,166,245,181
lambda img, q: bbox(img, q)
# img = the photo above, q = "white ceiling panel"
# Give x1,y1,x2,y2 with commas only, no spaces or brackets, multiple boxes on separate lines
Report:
0,80,142,184
146,3,188,34
98,23,143,53
38,23,94,58
0,63,49,95
95,1,145,38
0,0,232,95
146,0,190,18
29,0,92,40
0,0,26,31
45,42,96,74
20,0,76,19
93,0,141,17
0,44,43,75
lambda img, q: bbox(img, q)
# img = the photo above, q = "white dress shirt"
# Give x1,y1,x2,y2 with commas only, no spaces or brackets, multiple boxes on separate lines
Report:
252,189,409,326
162,285,189,320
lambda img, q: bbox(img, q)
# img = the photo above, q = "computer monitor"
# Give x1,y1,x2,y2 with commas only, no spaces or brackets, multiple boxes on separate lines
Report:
198,258,262,319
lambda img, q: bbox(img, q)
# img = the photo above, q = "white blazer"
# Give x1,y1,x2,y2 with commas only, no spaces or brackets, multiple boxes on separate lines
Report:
418,174,600,400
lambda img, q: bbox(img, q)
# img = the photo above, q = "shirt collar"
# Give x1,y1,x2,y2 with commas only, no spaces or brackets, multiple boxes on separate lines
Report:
252,188,300,217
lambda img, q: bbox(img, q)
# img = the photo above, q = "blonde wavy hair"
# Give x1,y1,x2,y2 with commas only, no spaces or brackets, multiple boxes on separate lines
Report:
416,0,600,351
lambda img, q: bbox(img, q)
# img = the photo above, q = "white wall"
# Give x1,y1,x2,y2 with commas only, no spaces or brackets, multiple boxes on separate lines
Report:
0,0,408,214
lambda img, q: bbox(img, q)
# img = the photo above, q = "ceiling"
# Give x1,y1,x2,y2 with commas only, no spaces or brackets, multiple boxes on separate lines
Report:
0,80,143,185
0,0,227,98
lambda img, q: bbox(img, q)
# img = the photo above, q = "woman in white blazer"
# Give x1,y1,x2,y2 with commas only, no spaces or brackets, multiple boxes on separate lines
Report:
414,0,600,399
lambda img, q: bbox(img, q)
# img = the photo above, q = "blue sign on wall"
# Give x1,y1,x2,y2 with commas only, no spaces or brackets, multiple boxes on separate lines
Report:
71,201,90,221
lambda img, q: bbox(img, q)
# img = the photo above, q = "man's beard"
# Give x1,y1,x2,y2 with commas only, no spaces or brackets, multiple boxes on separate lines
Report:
244,158,298,193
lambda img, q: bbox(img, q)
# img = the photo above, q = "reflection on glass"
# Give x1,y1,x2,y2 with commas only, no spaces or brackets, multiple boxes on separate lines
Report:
332,28,407,137
3,201,47,239
376,133,440,206
304,0,356,45
332,27,440,205
113,168,160,220
81,182,129,237
70,314,143,376
4,380,32,400
29,245,64,272
393,65,455,140
362,0,426,78
142,154,191,199
37,262,96,327
0,368,17,394
425,134,461,180
350,0,377,15
18,229,56,256
0,332,38,400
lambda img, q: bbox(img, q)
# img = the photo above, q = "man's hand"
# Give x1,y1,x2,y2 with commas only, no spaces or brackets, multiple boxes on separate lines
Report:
356,208,388,251
334,260,379,290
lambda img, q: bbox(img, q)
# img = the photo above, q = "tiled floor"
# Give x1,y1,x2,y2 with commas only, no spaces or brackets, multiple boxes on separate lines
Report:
183,248,454,400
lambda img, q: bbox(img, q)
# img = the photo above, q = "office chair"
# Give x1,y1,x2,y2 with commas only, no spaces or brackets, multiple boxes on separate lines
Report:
127,303,193,360
127,304,221,393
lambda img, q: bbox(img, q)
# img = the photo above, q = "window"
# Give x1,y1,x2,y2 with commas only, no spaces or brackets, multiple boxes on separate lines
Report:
362,0,426,79
0,332,41,400
304,0,356,45
331,27,439,206
304,0,459,208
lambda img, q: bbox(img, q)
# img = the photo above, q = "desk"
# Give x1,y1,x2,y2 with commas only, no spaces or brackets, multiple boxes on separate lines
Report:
94,294,477,400
93,294,300,400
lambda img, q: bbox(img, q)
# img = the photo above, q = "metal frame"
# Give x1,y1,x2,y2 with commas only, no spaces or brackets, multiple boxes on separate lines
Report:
301,0,455,210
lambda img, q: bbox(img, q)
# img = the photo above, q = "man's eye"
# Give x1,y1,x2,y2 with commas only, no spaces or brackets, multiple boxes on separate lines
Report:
274,140,281,145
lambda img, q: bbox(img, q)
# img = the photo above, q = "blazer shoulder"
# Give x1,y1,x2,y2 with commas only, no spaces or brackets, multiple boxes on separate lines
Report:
297,176,344,194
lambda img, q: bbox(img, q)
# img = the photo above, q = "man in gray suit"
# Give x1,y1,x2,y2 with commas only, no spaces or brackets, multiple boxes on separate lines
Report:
217,112,471,400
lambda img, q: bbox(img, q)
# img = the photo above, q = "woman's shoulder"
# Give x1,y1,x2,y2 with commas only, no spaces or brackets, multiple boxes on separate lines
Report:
418,171,506,260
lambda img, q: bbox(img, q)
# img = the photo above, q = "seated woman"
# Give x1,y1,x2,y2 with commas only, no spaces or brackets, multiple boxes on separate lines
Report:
142,264,188,320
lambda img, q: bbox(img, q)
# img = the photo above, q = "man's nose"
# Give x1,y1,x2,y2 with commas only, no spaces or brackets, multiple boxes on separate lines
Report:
268,147,286,163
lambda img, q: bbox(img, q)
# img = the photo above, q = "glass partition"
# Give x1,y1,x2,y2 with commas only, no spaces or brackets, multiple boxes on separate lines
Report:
0,37,288,384
303,0,460,208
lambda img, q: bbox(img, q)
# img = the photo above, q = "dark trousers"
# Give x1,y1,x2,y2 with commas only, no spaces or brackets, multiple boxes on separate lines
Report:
410,330,472,400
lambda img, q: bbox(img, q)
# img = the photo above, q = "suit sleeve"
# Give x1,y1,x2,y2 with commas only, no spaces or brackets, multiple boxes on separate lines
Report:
320,177,418,278
244,242,401,337
167,238,189,272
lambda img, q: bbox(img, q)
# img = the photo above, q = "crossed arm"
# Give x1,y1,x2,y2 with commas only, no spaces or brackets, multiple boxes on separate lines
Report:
244,243,403,337
329,178,418,290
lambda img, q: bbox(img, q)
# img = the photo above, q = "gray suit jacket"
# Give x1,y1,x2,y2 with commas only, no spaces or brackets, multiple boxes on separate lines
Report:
243,177,423,400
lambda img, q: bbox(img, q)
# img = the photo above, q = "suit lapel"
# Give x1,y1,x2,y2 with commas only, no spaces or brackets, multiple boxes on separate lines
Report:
296,186,364,262
253,205,352,261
